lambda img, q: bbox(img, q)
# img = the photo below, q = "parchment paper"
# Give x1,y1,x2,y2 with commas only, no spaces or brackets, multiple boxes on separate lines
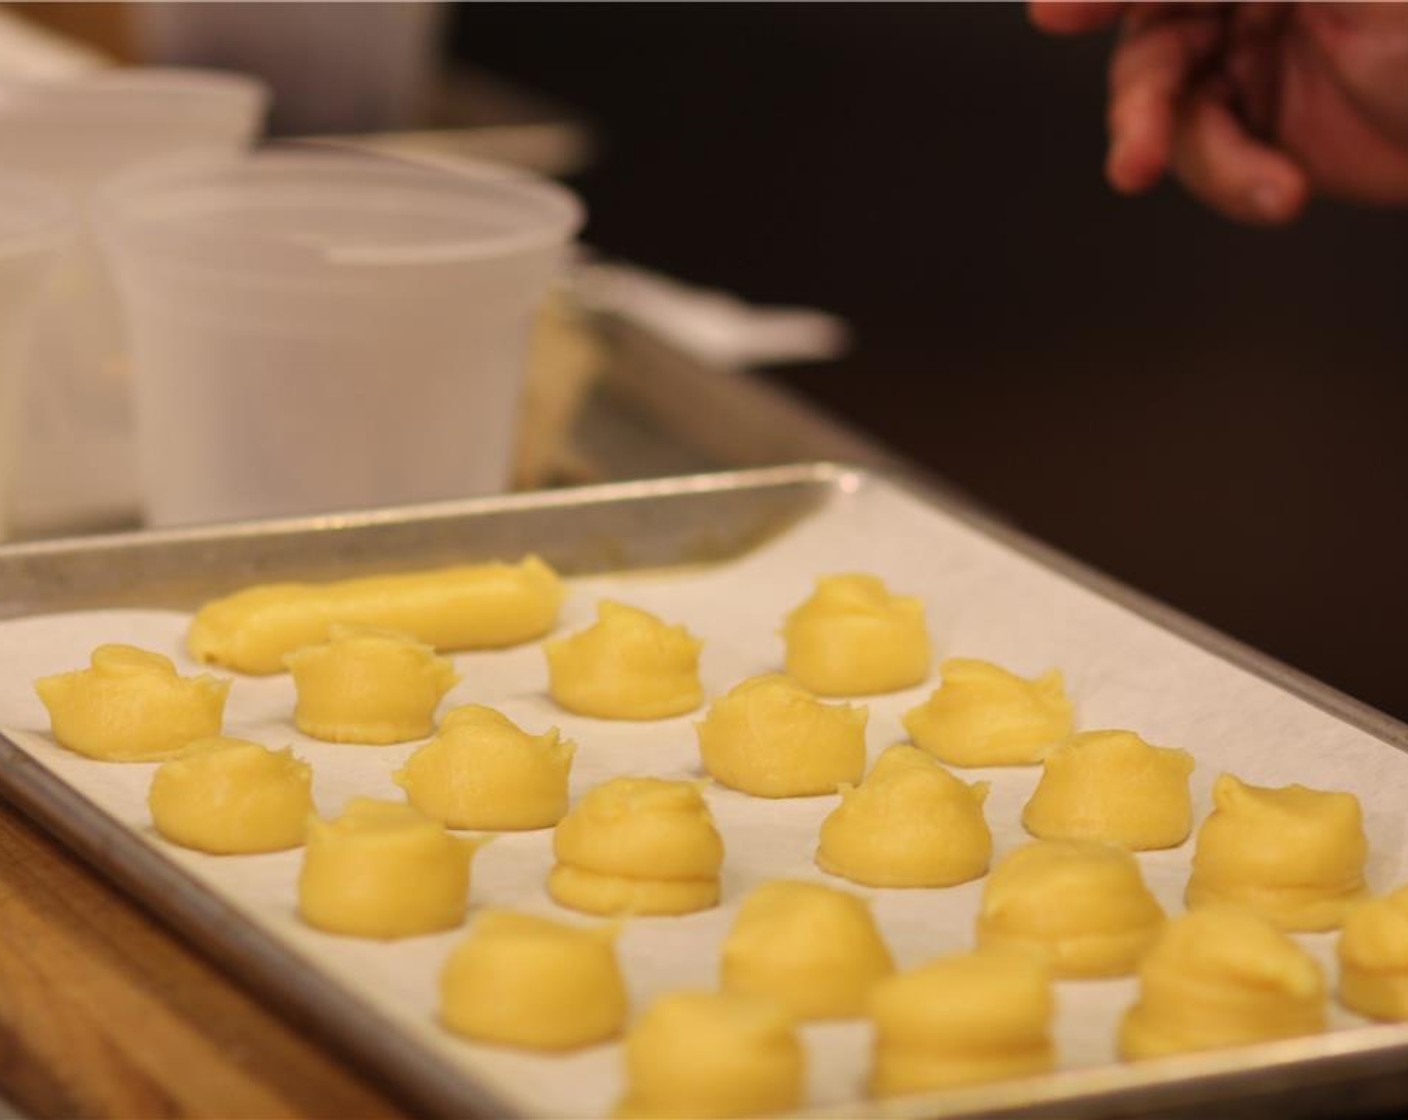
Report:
1,478,1405,1118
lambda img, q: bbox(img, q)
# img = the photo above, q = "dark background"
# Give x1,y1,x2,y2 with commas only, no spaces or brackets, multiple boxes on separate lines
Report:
448,3,1408,722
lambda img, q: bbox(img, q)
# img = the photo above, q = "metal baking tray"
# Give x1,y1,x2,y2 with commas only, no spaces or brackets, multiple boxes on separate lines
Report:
1,462,1406,1119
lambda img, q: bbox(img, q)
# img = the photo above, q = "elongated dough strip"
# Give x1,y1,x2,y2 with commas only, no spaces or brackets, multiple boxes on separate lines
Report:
188,555,564,674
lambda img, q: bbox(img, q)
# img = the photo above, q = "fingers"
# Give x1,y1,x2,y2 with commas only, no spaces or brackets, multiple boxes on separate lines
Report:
1172,80,1310,223
1106,14,1224,194
1028,2,1128,35
1032,0,1312,222
1225,3,1290,137
1231,0,1288,36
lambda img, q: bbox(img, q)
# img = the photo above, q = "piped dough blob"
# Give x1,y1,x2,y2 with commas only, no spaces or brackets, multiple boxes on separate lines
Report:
721,879,894,1019
546,601,703,720
440,910,627,1050
148,736,313,854
816,744,991,888
782,573,930,696
298,798,478,939
35,644,229,762
189,555,565,675
1119,908,1327,1060
1186,773,1368,932
976,839,1165,978
286,625,457,744
550,777,724,915
1339,885,1408,1020
615,991,804,1119
1021,729,1194,850
696,674,867,797
869,951,1055,1096
395,705,574,830
902,658,1073,767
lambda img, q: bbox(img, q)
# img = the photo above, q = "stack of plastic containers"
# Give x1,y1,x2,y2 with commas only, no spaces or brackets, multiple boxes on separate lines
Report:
2,66,583,532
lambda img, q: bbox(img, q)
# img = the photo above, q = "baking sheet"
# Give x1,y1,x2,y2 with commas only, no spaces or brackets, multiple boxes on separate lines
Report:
1,468,1407,1118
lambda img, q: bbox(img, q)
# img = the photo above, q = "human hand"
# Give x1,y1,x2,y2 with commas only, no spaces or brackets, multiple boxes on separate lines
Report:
1030,2,1408,223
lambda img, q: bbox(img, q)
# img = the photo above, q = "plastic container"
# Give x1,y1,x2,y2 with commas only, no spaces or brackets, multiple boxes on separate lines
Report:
137,3,445,135
0,175,72,539
96,149,584,526
0,67,268,533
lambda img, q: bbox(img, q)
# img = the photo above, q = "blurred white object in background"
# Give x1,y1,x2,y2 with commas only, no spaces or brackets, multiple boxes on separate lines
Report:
573,259,849,369
0,8,106,78
0,6,846,536
0,175,71,541
97,150,582,526
0,68,267,535
135,2,445,135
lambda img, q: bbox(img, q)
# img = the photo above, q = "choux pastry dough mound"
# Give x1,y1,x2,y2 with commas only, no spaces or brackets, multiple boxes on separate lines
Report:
782,573,930,697
35,644,229,762
395,705,574,830
1021,729,1194,850
550,777,724,916
1338,886,1408,1020
615,991,804,1119
285,625,457,744
721,879,894,1019
976,839,1165,978
148,737,313,854
1118,908,1327,1060
298,798,478,939
869,951,1055,1096
902,658,1073,768
816,744,991,888
864,739,945,784
1186,773,1368,932
696,674,867,798
545,601,703,720
439,910,627,1050
189,555,564,675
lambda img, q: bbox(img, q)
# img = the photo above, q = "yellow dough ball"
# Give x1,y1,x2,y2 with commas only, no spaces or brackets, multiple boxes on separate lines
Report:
976,840,1165,978
439,910,627,1050
1119,908,1327,1060
395,705,574,830
298,798,479,939
696,674,867,797
869,951,1054,1096
1021,729,1194,850
148,737,313,854
189,555,565,675
35,644,229,762
782,573,930,696
1186,773,1368,932
616,992,804,1119
549,777,724,916
902,658,1073,767
864,739,945,783
721,880,894,1019
285,626,458,744
1338,885,1408,1020
816,745,991,888
545,601,703,720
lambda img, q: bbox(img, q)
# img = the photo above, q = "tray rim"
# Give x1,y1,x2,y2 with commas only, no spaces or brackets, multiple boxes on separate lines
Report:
1,459,1406,1120
3,457,1400,749
0,461,846,566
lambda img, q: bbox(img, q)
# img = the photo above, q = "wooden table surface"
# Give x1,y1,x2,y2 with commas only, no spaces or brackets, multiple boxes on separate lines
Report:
0,795,409,1119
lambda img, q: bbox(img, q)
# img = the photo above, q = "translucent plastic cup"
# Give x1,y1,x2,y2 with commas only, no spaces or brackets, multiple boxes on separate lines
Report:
0,68,268,533
0,176,72,539
96,149,584,526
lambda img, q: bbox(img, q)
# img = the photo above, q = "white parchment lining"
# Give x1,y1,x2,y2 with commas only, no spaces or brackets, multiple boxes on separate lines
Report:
0,479,1405,1117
